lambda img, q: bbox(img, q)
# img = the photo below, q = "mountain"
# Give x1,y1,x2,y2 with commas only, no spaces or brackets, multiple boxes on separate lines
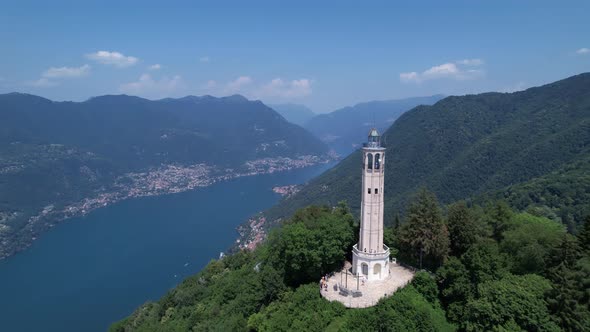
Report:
303,95,444,155
110,73,590,332
268,103,316,126
248,73,590,240
0,93,329,259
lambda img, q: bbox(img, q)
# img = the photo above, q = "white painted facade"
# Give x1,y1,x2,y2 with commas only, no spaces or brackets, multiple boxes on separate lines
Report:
352,128,390,281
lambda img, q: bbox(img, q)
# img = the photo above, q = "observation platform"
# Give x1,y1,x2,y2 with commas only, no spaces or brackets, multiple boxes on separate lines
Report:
319,261,415,308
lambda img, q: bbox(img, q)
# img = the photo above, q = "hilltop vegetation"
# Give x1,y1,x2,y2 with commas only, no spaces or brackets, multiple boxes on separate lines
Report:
112,193,590,331
0,93,329,259
257,73,590,236
110,203,454,332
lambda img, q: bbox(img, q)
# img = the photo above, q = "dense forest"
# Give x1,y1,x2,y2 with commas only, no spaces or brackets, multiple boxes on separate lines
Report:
111,192,590,331
257,73,590,237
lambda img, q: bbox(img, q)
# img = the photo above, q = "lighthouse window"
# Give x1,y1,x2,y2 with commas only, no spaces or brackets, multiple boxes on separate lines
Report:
367,153,373,170
375,188,378,194
368,188,371,194
375,153,381,169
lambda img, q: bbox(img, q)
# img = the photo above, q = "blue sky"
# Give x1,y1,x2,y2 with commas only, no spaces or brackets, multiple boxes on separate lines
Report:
0,0,589,112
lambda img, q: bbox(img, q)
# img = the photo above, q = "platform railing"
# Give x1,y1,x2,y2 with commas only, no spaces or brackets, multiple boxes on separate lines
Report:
352,243,390,259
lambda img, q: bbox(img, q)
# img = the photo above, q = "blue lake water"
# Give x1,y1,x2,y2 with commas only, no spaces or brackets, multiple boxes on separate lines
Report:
0,163,333,332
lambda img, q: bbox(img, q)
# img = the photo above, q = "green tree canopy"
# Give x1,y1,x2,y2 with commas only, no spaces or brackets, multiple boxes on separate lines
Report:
446,201,481,256
500,213,565,274
398,189,450,269
464,274,560,332
264,205,355,287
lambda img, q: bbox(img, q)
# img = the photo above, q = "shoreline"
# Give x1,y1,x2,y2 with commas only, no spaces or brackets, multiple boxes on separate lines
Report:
1,155,333,261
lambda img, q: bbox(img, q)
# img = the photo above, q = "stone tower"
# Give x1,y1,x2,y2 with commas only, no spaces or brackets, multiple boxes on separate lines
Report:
352,128,390,281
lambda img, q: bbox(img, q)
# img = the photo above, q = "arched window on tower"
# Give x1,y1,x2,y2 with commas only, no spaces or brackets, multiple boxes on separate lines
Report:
375,153,381,169
367,153,373,170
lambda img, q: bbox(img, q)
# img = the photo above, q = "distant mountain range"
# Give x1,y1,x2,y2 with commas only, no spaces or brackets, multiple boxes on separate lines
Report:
268,103,316,126
0,93,329,259
243,73,590,244
302,95,444,155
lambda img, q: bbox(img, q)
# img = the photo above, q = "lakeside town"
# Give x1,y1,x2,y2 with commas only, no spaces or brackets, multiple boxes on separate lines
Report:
9,154,330,260
272,184,301,198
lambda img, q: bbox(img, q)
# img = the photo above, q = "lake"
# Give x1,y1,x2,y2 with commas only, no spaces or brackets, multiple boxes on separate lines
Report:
0,163,333,332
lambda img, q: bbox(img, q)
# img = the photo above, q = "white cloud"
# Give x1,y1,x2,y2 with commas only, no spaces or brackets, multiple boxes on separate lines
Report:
119,73,186,98
576,48,589,55
27,78,59,87
43,64,90,78
204,80,217,89
225,76,253,93
400,72,419,82
200,56,210,63
456,58,484,66
208,76,313,100
423,63,460,78
86,50,138,67
400,59,485,83
258,78,313,98
148,64,161,70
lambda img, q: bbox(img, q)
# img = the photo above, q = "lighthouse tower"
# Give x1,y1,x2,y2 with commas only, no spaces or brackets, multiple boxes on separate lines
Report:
352,128,390,281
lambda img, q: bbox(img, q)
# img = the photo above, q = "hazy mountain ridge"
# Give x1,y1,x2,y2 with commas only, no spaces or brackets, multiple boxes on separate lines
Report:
302,95,444,155
268,103,316,126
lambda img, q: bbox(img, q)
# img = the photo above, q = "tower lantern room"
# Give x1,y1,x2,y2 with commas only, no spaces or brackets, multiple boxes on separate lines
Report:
367,128,381,148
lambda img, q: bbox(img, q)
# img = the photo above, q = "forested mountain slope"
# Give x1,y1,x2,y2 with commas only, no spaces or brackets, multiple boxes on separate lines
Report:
259,73,590,232
0,93,329,259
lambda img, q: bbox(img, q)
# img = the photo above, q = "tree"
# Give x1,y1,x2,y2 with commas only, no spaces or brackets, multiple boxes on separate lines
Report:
483,200,513,241
393,213,401,230
545,234,590,331
436,257,473,322
500,213,565,274
398,189,450,269
547,233,582,270
578,215,590,253
411,271,440,305
436,240,511,325
464,274,560,332
340,286,455,332
264,205,355,287
248,283,346,332
546,262,590,331
446,201,479,256
461,240,509,286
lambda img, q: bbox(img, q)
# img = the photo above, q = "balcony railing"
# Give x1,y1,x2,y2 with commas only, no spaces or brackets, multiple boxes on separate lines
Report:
353,244,390,259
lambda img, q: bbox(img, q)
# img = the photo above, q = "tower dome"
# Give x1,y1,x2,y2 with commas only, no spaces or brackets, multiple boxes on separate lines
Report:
368,128,379,137
367,128,381,148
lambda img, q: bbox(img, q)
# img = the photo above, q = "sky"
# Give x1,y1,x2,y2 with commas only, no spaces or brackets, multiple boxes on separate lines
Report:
0,0,589,113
